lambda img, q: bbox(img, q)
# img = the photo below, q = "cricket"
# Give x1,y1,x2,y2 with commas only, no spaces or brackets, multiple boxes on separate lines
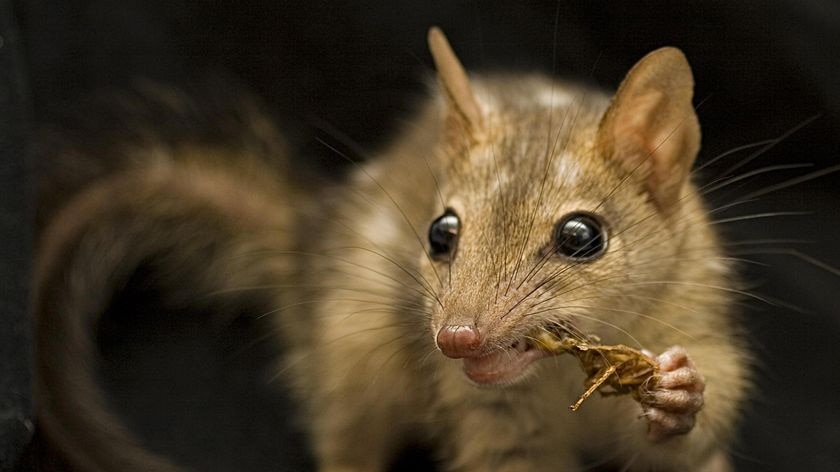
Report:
533,327,661,411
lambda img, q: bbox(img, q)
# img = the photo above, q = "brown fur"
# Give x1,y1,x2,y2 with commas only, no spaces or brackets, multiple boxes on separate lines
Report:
282,35,749,471
35,33,749,472
34,84,302,471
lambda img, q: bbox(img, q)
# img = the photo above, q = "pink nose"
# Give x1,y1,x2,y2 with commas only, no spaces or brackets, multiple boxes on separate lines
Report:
436,325,482,358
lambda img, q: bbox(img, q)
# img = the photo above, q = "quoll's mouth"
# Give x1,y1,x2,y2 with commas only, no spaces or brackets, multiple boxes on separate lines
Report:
462,337,555,386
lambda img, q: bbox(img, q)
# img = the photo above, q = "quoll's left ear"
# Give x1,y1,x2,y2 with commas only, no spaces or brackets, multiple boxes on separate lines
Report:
597,47,701,214
428,27,485,144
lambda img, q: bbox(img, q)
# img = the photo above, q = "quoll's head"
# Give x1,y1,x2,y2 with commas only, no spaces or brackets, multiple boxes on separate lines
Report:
421,28,704,386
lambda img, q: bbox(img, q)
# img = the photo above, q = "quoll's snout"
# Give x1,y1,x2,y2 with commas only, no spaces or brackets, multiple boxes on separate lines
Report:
436,325,483,358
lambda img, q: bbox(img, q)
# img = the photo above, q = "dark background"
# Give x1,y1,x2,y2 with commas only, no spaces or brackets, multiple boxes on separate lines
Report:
2,0,839,470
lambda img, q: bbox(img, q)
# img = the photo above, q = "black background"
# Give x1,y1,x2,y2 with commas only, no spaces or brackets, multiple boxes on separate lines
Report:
4,0,840,470
0,0,32,468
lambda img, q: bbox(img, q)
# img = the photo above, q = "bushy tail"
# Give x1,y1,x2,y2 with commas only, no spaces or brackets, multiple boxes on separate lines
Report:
33,84,300,471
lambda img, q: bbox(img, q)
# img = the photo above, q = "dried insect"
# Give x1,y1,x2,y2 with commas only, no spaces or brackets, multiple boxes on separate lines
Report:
533,328,660,411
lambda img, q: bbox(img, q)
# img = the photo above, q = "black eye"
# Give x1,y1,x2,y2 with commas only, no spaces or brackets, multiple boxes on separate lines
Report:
429,209,460,261
553,213,607,260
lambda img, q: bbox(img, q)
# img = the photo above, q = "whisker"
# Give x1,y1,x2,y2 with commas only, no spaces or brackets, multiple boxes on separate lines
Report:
239,249,440,306
694,138,777,173
739,164,840,201
733,248,840,278
527,307,645,349
340,245,442,306
719,114,819,176
711,211,810,225
317,137,446,289
506,92,578,295
257,296,431,320
621,281,774,304
699,163,813,197
269,321,428,381
558,304,694,340
204,283,429,305
420,153,451,288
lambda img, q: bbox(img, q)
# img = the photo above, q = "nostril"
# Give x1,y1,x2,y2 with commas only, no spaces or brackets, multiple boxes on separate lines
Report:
437,325,482,358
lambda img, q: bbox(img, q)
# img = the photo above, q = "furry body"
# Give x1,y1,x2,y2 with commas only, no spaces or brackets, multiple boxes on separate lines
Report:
284,74,748,471
34,35,749,472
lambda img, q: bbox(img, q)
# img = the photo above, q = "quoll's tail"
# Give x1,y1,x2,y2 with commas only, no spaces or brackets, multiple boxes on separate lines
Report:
33,84,300,471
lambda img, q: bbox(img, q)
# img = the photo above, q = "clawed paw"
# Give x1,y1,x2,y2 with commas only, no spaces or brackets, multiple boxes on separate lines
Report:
642,346,705,442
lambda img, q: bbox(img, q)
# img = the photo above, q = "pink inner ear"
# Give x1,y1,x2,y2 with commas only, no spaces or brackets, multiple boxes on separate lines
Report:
610,91,666,176
605,87,699,212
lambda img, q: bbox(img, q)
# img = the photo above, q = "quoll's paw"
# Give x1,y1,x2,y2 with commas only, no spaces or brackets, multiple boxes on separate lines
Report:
642,346,705,443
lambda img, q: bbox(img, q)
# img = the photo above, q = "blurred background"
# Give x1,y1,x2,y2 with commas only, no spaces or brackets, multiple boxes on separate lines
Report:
2,0,839,470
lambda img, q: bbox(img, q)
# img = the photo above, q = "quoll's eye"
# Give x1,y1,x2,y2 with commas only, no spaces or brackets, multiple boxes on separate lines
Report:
429,209,460,261
554,212,607,260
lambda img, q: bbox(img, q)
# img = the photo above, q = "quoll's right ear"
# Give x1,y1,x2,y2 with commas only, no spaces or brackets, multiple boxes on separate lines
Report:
597,47,701,215
428,27,485,145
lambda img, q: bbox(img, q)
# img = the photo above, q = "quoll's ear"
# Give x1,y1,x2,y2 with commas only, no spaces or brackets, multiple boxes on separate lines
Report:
597,47,701,214
428,27,484,142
